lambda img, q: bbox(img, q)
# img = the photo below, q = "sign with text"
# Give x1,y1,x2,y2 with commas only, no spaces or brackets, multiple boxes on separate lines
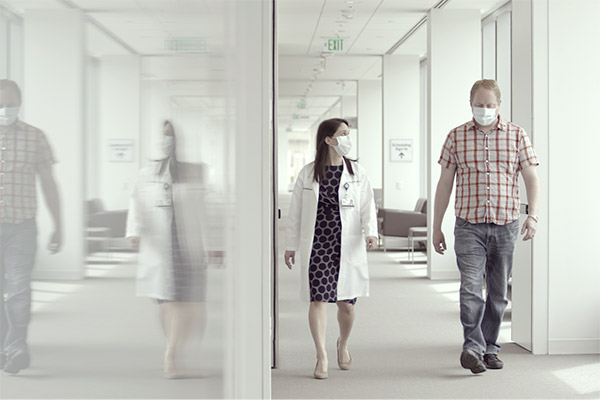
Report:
108,139,134,162
390,139,413,162
324,38,344,52
165,37,208,52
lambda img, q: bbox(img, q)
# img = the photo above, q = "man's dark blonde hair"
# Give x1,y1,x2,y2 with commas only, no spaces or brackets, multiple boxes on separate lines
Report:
470,79,501,103
0,79,22,105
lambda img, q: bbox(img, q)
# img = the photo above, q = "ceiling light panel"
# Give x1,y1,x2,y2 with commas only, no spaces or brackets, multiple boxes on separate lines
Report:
447,0,509,15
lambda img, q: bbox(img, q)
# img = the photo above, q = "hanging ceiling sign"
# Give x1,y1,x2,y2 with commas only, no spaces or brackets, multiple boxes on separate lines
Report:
165,37,208,52
324,38,344,52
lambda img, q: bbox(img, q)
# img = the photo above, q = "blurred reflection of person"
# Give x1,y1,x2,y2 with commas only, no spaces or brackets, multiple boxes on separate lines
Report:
126,120,207,379
0,79,62,374
284,118,378,380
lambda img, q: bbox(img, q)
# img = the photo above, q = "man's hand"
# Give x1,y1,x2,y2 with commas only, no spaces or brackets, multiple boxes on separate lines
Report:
48,229,62,254
127,236,140,251
432,229,447,255
521,217,537,241
366,236,378,251
284,250,295,269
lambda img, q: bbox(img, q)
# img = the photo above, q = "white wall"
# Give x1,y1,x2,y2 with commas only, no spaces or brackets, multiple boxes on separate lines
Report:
495,11,512,121
427,9,481,280
512,0,540,353
85,57,100,200
546,0,600,354
357,79,382,188
341,95,358,160
98,55,140,210
227,0,273,396
277,128,288,192
419,61,428,198
382,55,420,210
23,9,85,279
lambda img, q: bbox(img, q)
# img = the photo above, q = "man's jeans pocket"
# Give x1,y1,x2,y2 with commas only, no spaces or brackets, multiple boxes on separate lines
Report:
455,217,470,228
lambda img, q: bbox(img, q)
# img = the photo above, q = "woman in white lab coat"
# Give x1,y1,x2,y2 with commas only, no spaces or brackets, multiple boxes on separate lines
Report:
126,120,207,379
284,118,378,380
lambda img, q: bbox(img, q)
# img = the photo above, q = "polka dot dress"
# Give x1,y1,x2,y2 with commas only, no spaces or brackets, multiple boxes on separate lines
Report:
309,165,356,304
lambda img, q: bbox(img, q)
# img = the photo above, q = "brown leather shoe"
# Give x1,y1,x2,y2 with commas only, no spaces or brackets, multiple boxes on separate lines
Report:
460,349,486,374
483,353,504,369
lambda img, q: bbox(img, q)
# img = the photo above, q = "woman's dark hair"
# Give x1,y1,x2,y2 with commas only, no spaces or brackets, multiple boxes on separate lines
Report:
313,118,354,182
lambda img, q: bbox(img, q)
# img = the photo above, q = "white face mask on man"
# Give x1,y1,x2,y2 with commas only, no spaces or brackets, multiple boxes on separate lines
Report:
0,107,19,126
332,135,352,157
472,107,498,127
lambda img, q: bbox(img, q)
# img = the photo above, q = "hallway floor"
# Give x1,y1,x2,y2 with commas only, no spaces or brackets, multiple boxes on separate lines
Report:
0,253,225,399
272,250,600,399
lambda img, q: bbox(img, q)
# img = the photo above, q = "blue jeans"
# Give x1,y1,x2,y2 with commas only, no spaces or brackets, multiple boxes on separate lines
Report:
0,218,37,357
454,217,519,355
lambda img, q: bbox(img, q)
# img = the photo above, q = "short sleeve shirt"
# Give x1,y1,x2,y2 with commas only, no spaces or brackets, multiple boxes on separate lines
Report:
438,116,539,225
0,120,56,223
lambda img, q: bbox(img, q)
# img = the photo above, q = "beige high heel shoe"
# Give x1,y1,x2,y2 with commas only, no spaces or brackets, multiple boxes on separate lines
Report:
314,358,328,379
163,356,180,379
337,338,352,370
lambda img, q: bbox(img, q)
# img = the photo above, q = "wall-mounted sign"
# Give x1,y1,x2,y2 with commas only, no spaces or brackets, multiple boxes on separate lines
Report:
390,139,413,162
109,139,134,162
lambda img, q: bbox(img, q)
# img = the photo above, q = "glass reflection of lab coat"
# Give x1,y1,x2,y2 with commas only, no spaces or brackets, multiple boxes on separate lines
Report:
126,160,208,300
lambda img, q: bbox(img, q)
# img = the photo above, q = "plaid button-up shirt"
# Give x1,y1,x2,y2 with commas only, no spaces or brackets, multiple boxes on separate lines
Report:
438,116,539,225
0,120,55,224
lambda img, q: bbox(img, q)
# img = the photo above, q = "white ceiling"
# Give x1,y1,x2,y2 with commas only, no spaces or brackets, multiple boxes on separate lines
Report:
278,0,509,132
0,0,227,55
0,0,510,131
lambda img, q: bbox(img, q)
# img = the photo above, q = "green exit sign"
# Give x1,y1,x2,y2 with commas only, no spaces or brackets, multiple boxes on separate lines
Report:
165,37,208,52
326,38,344,52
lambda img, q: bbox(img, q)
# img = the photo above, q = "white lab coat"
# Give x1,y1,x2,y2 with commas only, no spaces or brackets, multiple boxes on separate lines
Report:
126,160,207,300
286,160,378,302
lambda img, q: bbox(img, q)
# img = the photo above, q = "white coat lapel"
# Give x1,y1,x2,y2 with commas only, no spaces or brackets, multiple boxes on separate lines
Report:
311,167,319,201
338,160,351,201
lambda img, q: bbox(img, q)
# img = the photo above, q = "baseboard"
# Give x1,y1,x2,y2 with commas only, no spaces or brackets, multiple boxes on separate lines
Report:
429,270,460,280
32,270,84,281
548,339,600,355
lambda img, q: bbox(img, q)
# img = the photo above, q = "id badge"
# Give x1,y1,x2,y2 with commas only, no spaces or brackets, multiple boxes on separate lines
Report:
341,198,355,208
156,182,173,207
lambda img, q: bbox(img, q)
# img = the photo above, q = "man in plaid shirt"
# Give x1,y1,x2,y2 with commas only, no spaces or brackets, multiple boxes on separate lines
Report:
433,79,540,374
0,79,62,374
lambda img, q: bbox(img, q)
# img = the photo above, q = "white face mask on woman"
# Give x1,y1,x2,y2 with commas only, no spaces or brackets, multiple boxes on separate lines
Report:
161,135,175,156
333,135,352,157
472,107,497,127
0,107,19,126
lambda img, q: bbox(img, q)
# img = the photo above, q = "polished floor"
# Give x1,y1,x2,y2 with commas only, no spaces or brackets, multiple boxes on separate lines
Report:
271,248,600,399
0,252,225,399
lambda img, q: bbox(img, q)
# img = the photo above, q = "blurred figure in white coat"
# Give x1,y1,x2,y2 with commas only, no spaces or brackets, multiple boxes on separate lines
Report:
126,120,207,379
284,118,378,379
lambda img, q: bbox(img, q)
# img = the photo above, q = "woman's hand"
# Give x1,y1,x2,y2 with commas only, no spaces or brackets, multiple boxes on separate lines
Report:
365,236,378,251
284,250,295,269
127,236,140,251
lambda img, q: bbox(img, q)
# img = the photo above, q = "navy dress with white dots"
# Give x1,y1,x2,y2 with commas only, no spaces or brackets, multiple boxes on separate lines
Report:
309,165,356,304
